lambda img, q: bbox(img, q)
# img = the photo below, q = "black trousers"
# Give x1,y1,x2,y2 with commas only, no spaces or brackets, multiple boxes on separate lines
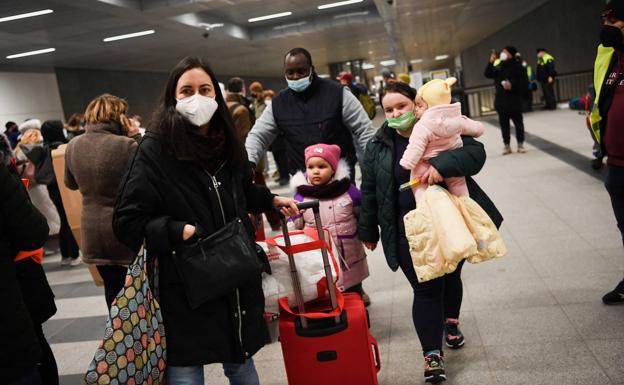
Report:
34,324,58,385
397,238,464,355
271,150,290,182
96,265,128,309
499,112,525,145
606,164,624,248
541,81,556,110
47,183,79,260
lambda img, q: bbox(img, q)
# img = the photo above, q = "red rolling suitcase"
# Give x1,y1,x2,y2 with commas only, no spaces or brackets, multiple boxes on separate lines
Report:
276,200,381,385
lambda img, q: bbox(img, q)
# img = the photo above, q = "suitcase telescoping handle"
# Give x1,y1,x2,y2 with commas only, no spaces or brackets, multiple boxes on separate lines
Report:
277,200,341,328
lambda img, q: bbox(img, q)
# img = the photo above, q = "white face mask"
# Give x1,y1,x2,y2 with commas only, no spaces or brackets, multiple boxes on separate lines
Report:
499,52,509,61
265,99,272,106
175,93,219,127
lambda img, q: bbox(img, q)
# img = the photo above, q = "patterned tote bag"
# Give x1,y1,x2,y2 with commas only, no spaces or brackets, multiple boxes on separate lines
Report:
84,251,166,384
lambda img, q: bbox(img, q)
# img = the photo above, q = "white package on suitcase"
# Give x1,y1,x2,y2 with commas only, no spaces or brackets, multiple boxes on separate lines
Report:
259,232,340,315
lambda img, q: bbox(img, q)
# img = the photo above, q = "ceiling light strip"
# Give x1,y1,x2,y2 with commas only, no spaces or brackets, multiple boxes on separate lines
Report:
6,47,55,59
0,9,53,23
380,59,396,66
318,0,364,10
103,29,155,42
248,12,292,23
435,54,449,60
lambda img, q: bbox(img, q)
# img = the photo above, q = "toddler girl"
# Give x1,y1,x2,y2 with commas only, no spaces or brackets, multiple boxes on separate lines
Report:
400,77,484,200
290,143,370,306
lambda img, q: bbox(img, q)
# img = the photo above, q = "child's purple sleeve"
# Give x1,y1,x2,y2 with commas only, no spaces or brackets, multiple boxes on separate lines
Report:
288,193,306,223
347,184,362,207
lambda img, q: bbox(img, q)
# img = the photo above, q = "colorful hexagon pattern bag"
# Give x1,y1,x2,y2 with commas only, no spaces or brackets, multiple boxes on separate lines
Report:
84,251,166,385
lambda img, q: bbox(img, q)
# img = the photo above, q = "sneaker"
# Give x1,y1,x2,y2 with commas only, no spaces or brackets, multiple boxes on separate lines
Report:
591,157,604,170
60,257,71,266
502,145,512,155
69,258,82,267
424,352,446,383
444,318,465,349
361,291,371,307
517,143,526,153
602,279,624,305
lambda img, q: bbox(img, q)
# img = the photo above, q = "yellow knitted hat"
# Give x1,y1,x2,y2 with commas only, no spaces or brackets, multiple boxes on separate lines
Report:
417,77,457,107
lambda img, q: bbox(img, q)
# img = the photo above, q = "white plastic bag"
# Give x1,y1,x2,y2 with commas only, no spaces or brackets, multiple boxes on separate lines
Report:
260,229,340,315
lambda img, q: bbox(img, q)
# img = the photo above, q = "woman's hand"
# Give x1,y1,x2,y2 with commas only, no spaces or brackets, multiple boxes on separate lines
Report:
420,165,444,185
182,224,196,241
362,241,377,251
272,196,303,218
121,114,140,137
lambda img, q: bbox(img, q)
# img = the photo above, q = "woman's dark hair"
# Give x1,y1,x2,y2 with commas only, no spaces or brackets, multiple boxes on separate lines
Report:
149,56,243,167
381,81,417,105
41,120,67,145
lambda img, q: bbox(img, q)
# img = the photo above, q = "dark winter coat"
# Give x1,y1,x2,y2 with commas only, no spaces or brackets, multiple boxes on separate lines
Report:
358,122,503,271
484,59,528,115
65,122,138,266
113,134,275,366
0,163,52,382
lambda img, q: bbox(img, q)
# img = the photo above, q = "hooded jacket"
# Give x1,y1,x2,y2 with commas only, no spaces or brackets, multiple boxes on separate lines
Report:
399,102,484,182
403,185,507,283
290,159,369,289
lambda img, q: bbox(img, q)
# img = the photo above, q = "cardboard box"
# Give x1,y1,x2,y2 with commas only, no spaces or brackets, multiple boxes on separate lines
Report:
51,145,104,287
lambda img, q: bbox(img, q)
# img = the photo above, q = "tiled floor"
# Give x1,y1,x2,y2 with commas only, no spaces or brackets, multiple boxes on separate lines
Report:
44,109,624,385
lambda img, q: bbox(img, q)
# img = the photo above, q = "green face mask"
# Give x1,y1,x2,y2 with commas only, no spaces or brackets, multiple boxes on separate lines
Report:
387,111,416,132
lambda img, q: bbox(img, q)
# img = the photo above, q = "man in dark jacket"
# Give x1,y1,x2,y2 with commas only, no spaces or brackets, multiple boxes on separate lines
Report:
245,47,375,179
0,162,55,385
591,1,624,304
536,48,557,110
485,46,529,155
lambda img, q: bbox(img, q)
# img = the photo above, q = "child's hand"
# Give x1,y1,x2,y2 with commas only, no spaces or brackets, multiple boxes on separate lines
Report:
362,241,377,251
420,165,443,185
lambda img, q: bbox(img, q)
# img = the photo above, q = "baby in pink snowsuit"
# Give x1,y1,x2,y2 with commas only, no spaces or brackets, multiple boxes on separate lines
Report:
399,77,484,201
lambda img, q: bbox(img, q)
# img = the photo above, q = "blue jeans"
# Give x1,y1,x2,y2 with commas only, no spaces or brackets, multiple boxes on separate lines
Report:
167,359,260,385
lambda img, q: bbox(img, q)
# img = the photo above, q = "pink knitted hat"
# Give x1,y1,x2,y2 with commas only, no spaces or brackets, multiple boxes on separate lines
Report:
304,143,341,171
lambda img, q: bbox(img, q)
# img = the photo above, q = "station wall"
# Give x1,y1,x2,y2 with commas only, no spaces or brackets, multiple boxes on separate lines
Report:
461,0,602,89
0,71,65,126
54,67,285,123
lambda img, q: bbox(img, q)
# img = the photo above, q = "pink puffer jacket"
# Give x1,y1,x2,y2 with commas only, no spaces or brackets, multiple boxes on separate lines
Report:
290,160,369,290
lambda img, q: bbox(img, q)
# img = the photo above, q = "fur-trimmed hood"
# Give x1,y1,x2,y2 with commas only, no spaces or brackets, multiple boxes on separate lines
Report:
290,158,350,189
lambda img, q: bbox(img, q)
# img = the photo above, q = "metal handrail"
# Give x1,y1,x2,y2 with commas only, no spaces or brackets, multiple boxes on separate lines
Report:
463,71,593,117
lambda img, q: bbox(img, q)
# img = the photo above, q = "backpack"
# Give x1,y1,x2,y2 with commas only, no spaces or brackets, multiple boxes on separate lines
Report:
358,93,376,120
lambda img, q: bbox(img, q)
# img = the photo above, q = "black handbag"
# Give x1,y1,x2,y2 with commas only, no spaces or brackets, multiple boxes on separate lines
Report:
173,172,264,309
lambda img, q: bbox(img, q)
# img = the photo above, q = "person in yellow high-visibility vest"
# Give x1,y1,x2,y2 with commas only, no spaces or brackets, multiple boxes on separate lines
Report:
591,0,624,305
536,48,557,110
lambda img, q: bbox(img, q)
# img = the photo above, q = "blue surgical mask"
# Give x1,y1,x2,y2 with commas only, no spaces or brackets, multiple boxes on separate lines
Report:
286,71,312,92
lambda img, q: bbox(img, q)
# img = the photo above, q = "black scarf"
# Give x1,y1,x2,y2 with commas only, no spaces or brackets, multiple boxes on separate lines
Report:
296,178,351,199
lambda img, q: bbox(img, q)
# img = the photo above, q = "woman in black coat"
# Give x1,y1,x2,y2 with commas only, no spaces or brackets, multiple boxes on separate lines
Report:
0,161,57,385
113,56,299,385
